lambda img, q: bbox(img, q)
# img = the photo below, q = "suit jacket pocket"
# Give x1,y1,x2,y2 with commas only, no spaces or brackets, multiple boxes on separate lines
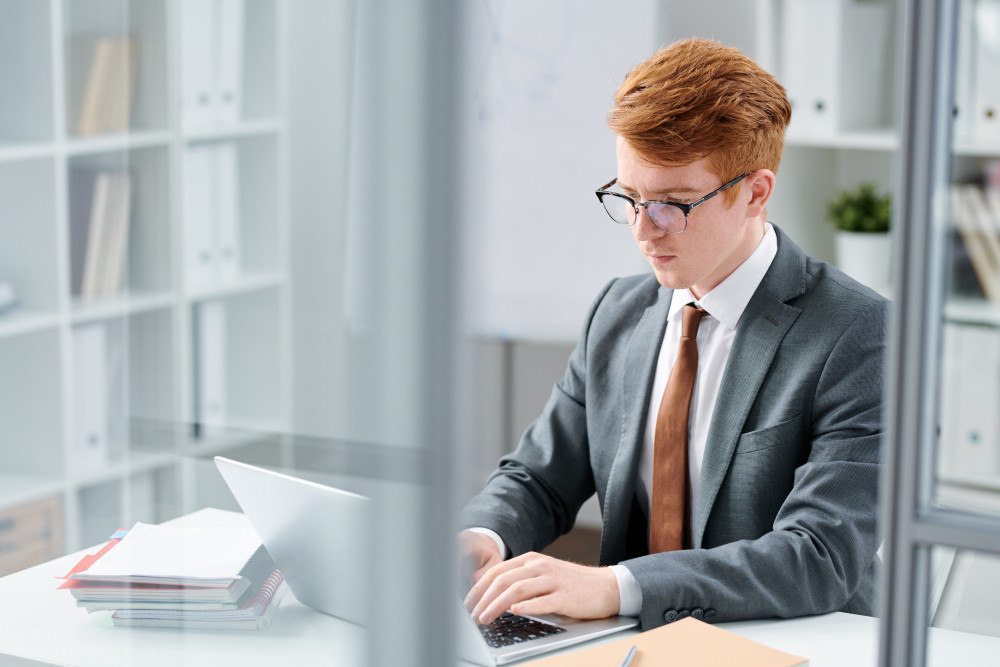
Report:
735,414,803,454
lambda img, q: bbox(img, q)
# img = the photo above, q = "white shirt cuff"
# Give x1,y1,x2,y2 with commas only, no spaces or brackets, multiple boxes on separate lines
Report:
466,527,509,560
609,564,642,617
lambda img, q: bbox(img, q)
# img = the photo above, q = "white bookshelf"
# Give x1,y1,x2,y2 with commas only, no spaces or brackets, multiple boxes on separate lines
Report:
0,0,290,564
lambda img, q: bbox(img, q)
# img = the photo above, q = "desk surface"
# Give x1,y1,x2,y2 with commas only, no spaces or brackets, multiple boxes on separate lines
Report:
1,508,998,667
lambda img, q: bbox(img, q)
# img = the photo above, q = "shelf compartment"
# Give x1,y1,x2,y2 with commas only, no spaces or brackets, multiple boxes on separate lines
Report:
62,0,169,138
189,289,284,444
180,134,282,294
67,144,172,302
0,158,60,315
68,308,177,478
76,478,122,546
0,1,54,144
0,328,64,478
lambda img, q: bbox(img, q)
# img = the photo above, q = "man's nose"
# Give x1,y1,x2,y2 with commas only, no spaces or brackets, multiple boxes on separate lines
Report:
632,204,665,240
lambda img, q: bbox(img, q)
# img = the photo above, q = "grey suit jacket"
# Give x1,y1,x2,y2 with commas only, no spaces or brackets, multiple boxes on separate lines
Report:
461,225,888,629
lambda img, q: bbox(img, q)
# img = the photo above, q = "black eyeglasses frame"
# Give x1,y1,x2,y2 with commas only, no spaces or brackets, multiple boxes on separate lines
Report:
594,172,750,233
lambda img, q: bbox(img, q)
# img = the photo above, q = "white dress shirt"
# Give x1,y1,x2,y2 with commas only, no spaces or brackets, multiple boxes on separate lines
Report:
474,223,778,617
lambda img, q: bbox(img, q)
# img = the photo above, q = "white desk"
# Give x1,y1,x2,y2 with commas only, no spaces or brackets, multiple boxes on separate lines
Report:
1,508,999,667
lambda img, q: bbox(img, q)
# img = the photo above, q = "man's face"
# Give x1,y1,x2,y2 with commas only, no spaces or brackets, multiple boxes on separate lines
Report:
615,137,765,299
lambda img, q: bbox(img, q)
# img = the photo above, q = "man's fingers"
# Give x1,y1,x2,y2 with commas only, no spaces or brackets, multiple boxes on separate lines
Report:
465,551,536,610
466,552,621,625
474,575,552,625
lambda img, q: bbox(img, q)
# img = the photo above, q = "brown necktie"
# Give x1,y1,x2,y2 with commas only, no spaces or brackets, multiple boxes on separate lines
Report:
649,303,706,553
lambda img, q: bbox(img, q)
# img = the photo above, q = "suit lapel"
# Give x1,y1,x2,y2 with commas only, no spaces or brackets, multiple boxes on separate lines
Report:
599,285,670,565
692,227,807,548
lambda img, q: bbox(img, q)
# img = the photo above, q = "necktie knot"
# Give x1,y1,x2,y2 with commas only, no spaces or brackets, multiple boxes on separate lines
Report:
681,303,706,340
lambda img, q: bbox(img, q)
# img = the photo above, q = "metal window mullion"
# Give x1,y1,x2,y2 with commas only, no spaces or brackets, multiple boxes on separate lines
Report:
913,513,1000,555
879,0,959,666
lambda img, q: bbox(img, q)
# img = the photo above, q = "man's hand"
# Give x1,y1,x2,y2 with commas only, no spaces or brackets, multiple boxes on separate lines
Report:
464,551,621,625
460,530,503,588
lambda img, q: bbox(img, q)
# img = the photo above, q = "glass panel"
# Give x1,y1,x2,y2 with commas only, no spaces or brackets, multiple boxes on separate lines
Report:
927,546,1000,664
933,0,1000,521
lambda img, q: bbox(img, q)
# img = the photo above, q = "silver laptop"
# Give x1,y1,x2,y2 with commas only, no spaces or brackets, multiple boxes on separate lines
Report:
214,457,637,665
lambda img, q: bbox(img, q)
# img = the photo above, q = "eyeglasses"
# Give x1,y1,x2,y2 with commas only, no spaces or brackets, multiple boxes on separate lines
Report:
594,173,749,233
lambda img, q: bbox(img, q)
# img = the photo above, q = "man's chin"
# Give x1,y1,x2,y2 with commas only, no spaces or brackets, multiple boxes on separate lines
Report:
650,268,689,291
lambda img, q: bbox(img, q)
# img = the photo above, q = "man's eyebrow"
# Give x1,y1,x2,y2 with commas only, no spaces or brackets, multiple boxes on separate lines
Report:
615,180,701,198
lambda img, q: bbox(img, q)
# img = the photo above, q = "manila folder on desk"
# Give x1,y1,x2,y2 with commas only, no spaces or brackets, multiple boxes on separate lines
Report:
525,617,806,667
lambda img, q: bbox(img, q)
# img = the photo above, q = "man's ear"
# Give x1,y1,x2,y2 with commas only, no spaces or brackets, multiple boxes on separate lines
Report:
745,169,775,218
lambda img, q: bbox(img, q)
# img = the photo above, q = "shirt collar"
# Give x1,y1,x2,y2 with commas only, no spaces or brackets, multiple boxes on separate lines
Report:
667,222,778,330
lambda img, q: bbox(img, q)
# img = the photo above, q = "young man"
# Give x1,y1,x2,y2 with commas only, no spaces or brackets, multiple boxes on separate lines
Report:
460,38,887,630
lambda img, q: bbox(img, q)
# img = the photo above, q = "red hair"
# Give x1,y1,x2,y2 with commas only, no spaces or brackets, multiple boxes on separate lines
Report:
608,38,792,204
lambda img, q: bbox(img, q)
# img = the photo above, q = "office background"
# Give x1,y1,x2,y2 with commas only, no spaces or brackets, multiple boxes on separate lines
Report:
0,0,999,665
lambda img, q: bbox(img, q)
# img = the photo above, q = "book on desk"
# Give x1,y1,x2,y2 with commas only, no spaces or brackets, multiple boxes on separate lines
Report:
58,522,286,630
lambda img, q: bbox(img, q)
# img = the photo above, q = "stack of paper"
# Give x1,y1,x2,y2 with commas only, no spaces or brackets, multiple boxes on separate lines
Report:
59,523,285,631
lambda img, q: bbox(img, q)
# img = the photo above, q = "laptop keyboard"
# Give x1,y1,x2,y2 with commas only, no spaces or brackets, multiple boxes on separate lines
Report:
478,612,566,648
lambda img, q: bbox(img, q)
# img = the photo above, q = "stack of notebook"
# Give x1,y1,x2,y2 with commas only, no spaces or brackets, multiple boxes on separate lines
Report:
59,522,286,630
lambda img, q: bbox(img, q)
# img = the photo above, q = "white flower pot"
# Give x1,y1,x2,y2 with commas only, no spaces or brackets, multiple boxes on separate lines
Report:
835,231,892,293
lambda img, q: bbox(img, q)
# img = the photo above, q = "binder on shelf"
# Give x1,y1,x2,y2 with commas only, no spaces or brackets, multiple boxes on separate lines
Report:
99,172,133,296
940,324,1000,479
193,300,228,439
183,144,218,290
105,324,129,466
66,37,114,137
951,184,1000,302
80,172,113,299
216,0,246,125
780,0,838,134
963,184,1000,279
66,35,138,136
182,143,242,290
953,0,977,138
181,0,246,128
779,0,892,135
104,38,139,134
69,168,134,300
71,324,110,474
973,0,1000,140
180,0,216,128
216,142,242,281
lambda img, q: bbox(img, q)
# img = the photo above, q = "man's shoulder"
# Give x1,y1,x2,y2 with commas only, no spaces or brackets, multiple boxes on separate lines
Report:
590,273,664,317
800,254,889,313
770,225,888,315
602,272,662,300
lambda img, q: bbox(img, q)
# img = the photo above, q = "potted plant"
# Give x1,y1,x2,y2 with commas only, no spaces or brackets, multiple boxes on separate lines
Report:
827,183,892,292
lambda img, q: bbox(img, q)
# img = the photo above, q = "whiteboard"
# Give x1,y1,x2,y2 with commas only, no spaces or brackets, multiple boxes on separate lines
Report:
459,0,657,341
